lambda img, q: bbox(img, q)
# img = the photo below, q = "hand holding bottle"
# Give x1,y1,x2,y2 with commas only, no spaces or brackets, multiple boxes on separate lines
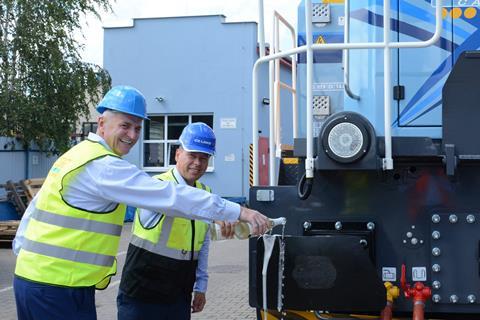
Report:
210,206,285,241
238,207,270,236
234,217,286,239
216,221,236,239
210,215,286,240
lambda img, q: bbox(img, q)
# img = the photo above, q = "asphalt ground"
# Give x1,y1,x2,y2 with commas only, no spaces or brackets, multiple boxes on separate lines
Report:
0,222,256,320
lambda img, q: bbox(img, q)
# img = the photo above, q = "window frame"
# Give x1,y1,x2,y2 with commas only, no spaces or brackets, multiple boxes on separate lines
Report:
81,122,98,140
141,114,214,172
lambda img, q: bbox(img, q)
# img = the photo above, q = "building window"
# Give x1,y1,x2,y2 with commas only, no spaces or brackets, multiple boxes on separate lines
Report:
143,114,214,171
82,122,98,140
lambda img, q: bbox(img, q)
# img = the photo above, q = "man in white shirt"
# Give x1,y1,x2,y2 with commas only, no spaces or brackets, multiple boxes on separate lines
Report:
12,85,269,320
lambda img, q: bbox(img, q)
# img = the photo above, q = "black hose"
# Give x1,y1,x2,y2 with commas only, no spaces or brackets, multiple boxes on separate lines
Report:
297,172,313,200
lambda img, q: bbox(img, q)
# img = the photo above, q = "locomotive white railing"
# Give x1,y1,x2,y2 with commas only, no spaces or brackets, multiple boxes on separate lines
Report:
252,0,442,185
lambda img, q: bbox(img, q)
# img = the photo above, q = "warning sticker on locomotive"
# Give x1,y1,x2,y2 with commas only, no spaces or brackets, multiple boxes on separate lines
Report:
382,267,397,282
412,267,427,281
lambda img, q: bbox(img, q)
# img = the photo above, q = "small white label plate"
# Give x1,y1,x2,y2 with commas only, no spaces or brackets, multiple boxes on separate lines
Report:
382,267,397,282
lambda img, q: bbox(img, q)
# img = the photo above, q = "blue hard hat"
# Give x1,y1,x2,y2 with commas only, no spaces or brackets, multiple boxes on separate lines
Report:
179,122,216,156
96,85,148,119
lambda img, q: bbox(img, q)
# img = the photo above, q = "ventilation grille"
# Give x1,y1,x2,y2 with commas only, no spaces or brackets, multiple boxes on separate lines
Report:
313,95,330,116
312,3,330,23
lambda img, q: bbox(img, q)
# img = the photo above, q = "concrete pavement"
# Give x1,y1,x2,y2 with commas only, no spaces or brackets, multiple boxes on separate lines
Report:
0,222,257,320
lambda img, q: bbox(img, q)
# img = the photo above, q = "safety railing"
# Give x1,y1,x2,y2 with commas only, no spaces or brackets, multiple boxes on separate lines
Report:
252,0,442,186
268,10,298,186
343,0,360,101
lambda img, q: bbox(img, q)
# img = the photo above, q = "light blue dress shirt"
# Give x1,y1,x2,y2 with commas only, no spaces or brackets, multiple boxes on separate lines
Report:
13,132,240,282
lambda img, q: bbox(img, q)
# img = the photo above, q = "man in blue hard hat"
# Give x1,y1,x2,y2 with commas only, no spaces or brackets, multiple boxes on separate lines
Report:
12,85,269,320
117,122,232,320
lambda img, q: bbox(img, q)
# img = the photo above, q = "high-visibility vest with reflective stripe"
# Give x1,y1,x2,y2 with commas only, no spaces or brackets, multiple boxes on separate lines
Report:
131,169,209,261
15,140,126,289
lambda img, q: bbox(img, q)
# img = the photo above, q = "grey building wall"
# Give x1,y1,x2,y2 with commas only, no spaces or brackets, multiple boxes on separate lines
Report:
103,15,293,198
0,137,57,196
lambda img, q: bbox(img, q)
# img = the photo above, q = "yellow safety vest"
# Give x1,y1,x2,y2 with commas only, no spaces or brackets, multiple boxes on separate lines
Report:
131,169,209,260
15,140,126,289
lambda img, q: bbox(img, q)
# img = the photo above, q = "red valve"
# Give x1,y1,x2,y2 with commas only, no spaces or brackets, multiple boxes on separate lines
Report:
409,282,432,303
401,264,432,320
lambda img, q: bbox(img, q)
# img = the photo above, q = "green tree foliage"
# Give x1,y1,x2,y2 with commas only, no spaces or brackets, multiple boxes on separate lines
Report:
0,0,112,153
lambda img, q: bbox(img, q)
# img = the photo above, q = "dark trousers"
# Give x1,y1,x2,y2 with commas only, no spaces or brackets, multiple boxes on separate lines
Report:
117,290,191,320
14,276,96,320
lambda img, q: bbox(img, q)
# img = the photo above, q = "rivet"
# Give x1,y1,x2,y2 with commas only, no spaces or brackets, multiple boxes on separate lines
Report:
303,221,311,230
449,214,458,223
450,295,458,303
335,221,342,230
467,215,476,224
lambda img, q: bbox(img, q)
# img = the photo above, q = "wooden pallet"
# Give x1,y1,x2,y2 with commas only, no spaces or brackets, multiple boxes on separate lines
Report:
5,180,27,216
20,178,45,203
4,178,44,218
0,178,44,241
0,220,20,241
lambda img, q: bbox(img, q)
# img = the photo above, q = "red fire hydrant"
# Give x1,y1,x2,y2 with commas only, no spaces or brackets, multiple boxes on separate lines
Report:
400,264,432,320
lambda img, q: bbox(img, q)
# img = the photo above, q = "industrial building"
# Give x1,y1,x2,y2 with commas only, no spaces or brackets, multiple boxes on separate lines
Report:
0,14,293,200
103,14,294,199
